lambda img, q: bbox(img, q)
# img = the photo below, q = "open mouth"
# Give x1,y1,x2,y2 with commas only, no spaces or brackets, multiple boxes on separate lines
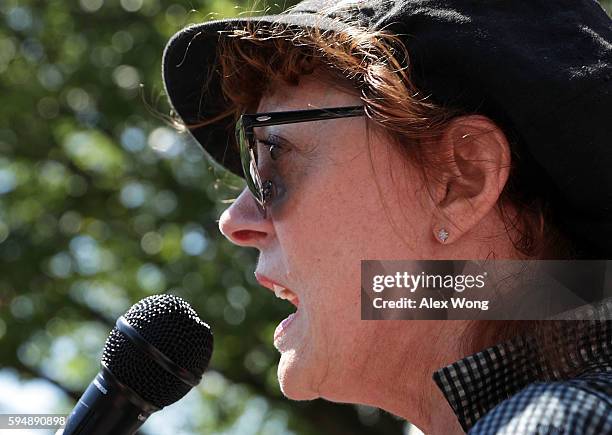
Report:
255,273,300,308
255,273,301,350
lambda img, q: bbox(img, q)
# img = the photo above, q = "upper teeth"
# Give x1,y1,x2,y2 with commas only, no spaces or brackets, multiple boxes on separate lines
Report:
273,284,292,300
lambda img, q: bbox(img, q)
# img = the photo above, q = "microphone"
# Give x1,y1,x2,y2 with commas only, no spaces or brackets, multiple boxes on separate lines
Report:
62,294,213,435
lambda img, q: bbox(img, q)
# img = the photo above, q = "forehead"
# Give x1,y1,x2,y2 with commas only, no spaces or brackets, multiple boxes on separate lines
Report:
256,73,362,113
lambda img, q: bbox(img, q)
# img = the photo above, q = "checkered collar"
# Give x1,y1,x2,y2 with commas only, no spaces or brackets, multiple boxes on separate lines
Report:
432,321,612,432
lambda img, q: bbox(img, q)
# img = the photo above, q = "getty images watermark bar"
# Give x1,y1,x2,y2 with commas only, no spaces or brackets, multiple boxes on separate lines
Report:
361,260,612,320
0,414,67,429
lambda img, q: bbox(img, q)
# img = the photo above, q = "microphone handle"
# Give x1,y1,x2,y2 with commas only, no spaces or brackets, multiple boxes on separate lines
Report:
63,365,159,435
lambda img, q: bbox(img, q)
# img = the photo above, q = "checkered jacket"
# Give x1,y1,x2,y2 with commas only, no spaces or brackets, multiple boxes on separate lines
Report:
433,321,612,434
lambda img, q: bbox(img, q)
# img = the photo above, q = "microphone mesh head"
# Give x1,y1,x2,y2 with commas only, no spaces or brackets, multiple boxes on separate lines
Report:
102,294,213,408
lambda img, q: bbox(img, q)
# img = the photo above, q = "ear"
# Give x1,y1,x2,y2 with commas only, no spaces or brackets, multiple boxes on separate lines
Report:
428,115,512,244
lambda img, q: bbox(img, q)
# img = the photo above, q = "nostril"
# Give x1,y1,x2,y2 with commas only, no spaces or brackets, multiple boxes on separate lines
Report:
231,229,267,244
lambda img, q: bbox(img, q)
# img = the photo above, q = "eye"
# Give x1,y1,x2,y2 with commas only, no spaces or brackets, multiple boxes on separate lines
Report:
268,143,284,160
256,135,288,161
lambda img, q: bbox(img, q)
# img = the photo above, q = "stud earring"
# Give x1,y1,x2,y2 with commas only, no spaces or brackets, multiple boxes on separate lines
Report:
437,228,449,243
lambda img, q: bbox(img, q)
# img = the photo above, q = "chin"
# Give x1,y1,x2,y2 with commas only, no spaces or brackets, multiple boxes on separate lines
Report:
276,349,320,400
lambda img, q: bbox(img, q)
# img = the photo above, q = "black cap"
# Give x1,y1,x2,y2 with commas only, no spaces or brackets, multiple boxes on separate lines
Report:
162,0,612,257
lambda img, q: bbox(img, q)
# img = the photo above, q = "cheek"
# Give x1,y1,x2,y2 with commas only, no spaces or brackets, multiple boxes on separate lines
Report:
275,166,382,338
273,134,431,343
277,141,425,288
286,162,418,262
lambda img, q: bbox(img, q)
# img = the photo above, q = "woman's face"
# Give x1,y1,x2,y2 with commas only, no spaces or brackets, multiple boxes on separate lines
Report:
219,73,442,402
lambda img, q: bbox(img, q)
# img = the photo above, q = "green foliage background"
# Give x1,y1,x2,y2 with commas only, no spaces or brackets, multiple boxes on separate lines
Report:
0,1,610,434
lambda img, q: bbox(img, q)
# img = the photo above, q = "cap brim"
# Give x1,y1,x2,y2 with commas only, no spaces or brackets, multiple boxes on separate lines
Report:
162,13,349,177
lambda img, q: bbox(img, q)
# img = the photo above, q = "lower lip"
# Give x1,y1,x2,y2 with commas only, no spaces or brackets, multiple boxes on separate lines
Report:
273,312,298,348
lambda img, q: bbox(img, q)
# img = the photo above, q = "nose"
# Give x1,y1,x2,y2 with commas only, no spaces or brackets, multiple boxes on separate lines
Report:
218,188,274,247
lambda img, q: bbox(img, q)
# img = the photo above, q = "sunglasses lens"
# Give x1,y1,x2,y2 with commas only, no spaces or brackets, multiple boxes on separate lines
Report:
236,118,266,214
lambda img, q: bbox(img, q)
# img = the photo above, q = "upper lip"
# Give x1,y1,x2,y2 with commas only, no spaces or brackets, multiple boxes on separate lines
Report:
255,272,299,308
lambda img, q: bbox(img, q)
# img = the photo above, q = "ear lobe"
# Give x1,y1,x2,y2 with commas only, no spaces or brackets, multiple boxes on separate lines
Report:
431,115,512,244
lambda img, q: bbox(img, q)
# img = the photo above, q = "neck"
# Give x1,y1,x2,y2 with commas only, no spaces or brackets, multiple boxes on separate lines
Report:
352,321,471,434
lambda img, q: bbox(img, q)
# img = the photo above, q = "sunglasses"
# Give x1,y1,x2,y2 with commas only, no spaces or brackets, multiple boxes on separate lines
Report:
235,105,365,217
